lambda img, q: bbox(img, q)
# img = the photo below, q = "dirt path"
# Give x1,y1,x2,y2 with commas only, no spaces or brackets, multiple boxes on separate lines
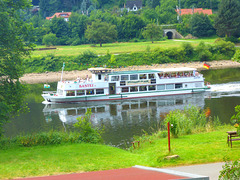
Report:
20,60,240,84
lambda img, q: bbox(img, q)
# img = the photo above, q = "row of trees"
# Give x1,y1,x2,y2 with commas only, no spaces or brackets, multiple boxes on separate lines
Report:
31,9,217,46
34,0,221,18
29,0,240,47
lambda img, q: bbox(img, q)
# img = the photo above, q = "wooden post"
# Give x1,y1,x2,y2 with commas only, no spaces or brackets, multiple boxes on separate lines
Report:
167,122,171,152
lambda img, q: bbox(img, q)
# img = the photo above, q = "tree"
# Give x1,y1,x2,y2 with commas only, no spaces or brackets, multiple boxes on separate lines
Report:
214,0,240,37
0,0,34,136
42,33,58,46
142,23,163,43
85,20,117,47
190,13,215,37
49,16,70,45
117,14,145,40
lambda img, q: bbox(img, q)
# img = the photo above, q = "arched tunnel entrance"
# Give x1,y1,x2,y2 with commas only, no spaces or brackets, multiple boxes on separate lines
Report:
166,31,173,39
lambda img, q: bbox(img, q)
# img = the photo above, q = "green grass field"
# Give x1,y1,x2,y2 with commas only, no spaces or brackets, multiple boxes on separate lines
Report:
31,38,217,57
0,125,238,179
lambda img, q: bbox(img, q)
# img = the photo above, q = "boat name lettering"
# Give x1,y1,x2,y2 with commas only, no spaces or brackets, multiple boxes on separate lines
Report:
79,84,94,88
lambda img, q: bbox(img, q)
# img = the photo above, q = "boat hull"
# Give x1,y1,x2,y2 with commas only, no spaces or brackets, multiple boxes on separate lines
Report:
42,87,209,104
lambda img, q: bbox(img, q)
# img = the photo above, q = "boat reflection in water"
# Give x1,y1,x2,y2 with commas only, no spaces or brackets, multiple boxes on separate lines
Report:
43,93,208,147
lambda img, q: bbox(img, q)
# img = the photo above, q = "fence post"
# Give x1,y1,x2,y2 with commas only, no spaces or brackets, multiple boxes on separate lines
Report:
167,122,171,152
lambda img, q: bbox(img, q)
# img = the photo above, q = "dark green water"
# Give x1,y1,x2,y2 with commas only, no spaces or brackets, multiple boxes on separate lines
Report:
4,68,240,148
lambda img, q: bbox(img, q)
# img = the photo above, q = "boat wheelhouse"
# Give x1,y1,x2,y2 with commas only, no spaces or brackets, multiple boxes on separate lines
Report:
42,67,210,103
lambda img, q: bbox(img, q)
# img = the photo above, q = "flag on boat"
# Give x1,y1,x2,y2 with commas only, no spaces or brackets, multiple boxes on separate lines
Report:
203,63,210,69
44,84,50,88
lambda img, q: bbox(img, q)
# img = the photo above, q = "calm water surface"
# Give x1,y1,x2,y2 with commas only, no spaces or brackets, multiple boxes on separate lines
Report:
4,68,240,148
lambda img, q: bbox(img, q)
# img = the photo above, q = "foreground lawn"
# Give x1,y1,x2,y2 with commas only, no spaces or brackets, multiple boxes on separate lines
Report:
32,38,217,57
0,125,238,179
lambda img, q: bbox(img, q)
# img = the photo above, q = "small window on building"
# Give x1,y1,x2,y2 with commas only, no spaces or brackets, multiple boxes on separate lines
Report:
86,89,94,95
77,90,85,96
121,75,129,80
130,74,138,80
139,86,147,91
148,85,156,91
130,86,138,92
175,83,183,89
166,84,174,90
157,85,165,90
122,87,129,92
111,76,119,81
96,89,104,94
66,91,75,96
139,74,147,79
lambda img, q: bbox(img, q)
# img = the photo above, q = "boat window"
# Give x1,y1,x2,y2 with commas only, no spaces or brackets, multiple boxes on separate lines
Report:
77,90,85,96
148,74,155,79
111,76,119,81
66,91,75,96
139,86,147,91
148,85,156,91
175,83,183,89
96,89,104,94
139,74,147,79
151,79,156,84
86,89,95,95
122,87,129,92
130,86,138,92
120,81,126,86
98,74,101,80
157,85,165,90
130,74,138,80
166,84,174,90
121,75,129,80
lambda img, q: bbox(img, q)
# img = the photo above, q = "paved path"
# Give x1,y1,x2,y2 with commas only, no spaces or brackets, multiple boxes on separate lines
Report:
166,162,225,180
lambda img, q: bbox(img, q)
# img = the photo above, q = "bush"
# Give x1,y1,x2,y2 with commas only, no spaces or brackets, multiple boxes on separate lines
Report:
181,42,194,58
231,49,240,62
196,41,212,61
164,105,217,138
219,159,240,180
225,36,239,43
42,33,58,47
73,109,102,143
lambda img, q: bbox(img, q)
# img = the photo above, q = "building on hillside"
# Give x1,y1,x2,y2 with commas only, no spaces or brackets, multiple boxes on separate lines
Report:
46,12,72,22
176,8,212,16
123,0,142,12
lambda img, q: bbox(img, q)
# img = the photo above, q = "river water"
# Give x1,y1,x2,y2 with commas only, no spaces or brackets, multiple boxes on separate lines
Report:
4,68,240,148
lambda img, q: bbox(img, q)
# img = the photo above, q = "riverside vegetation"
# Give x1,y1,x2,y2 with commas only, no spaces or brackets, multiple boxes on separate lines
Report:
1,105,240,179
25,39,237,73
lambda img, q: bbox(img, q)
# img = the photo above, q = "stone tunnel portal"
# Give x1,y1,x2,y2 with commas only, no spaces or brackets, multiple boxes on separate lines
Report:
166,31,173,39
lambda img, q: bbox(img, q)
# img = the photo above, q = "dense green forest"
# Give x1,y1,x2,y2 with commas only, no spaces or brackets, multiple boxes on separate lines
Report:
23,0,240,46
27,0,223,46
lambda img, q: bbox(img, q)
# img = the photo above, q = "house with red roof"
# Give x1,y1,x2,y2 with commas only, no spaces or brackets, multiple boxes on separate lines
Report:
176,8,212,16
46,12,72,22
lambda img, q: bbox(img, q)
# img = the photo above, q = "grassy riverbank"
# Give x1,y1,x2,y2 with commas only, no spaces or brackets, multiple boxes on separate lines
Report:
1,125,239,179
32,38,217,57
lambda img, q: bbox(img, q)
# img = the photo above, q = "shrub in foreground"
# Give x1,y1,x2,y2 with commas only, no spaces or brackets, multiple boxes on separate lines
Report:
164,105,220,137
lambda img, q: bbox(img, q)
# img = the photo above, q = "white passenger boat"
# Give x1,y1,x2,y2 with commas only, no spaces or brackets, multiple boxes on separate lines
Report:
42,67,210,104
